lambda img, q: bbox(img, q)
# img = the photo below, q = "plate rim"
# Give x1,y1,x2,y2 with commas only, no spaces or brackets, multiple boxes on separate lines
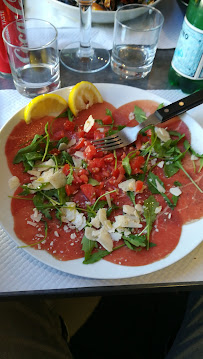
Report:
0,83,202,280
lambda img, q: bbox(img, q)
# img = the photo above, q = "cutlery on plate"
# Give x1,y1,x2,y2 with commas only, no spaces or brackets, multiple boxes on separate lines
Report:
92,89,203,151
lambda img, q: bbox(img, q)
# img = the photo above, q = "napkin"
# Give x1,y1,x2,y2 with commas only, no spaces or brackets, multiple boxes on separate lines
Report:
0,88,202,294
24,0,184,50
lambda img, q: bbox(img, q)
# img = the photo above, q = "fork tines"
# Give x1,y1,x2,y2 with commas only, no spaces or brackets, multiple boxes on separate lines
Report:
92,134,123,151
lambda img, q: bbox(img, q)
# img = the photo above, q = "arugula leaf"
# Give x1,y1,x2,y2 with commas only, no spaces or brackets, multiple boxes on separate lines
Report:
175,161,203,193
66,167,73,185
164,161,180,178
88,178,100,186
106,203,119,217
83,249,109,264
59,151,74,166
95,119,104,125
199,158,203,173
147,172,165,194
82,160,88,169
127,191,136,206
13,134,44,164
156,103,164,110
184,140,203,159
57,137,69,148
172,195,179,207
105,125,126,137
133,105,147,123
81,235,97,261
33,192,53,220
122,156,131,176
67,108,74,122
123,234,147,247
93,200,108,212
83,244,125,264
169,130,185,140
143,195,159,249
24,152,43,164
161,193,176,210
106,108,113,120
42,123,50,162
174,181,182,187
57,108,74,122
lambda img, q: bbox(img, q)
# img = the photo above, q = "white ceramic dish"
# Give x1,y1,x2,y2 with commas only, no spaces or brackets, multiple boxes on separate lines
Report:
0,83,202,279
48,0,162,24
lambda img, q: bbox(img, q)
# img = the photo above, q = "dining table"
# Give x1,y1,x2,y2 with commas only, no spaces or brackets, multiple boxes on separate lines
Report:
0,0,202,298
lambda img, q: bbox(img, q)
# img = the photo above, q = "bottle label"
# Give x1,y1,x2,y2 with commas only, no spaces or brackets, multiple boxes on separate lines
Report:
172,16,203,80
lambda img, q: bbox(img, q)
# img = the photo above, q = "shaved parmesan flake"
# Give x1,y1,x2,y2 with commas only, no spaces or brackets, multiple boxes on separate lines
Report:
118,179,136,192
84,115,95,133
8,176,20,190
155,127,170,142
157,161,164,168
155,179,165,193
169,187,182,196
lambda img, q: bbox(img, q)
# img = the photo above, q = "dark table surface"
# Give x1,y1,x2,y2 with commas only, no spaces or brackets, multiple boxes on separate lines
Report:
0,49,175,91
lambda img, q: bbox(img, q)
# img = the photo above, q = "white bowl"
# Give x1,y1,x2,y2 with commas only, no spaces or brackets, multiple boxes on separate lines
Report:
48,0,163,24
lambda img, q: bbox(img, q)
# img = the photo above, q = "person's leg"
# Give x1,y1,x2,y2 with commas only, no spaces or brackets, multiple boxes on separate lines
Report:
0,299,73,359
165,291,203,359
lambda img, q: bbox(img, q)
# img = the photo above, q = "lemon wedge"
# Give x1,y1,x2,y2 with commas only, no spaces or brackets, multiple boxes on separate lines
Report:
68,81,103,117
24,94,68,124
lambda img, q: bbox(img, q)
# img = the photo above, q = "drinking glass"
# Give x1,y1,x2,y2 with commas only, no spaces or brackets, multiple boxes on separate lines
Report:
2,18,60,98
111,4,164,79
60,0,110,73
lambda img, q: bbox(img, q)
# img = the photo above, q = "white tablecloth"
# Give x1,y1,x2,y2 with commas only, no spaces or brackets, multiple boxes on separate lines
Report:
0,88,202,294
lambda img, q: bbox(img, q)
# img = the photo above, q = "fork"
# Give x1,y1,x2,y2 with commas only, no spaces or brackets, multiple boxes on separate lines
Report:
92,89,203,151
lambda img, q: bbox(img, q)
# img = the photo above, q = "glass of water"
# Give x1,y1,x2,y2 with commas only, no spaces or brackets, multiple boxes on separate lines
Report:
111,4,164,79
2,18,60,98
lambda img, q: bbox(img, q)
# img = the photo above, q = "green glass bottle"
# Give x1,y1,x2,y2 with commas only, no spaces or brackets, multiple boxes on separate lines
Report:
168,0,203,93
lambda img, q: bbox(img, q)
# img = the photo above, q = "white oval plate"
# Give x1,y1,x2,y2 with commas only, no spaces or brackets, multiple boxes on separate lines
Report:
0,83,202,279
48,0,162,24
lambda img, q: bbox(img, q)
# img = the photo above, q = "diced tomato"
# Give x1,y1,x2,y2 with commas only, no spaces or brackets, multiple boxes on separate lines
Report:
84,145,97,160
62,164,70,176
115,165,125,184
112,168,119,178
77,129,85,138
102,115,112,125
64,120,75,132
73,172,82,185
65,184,78,196
84,124,98,139
130,156,145,174
80,184,96,203
80,174,89,183
135,134,149,149
135,180,144,192
49,148,60,156
94,130,105,140
103,153,114,163
88,157,104,170
74,138,85,150
52,130,65,141
109,165,125,186
78,168,89,176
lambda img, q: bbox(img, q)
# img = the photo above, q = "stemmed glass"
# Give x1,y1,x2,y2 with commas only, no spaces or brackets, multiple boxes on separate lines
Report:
60,0,110,73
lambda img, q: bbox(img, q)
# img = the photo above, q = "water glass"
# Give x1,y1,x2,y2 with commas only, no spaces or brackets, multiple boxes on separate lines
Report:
111,4,164,79
2,18,61,98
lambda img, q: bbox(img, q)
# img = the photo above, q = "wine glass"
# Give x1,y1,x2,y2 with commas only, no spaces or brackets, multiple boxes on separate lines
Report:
60,0,110,73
